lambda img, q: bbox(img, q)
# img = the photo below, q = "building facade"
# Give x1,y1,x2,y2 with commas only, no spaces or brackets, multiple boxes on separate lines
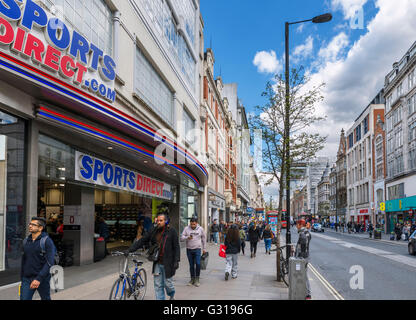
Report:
317,164,330,222
346,91,384,225
384,41,416,232
0,0,209,285
336,129,348,223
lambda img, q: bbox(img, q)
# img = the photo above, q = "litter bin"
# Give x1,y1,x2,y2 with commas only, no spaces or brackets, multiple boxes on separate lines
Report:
374,230,382,239
94,237,106,262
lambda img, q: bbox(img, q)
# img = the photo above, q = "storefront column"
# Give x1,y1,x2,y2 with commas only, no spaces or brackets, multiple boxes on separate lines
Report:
63,185,95,266
26,121,39,225
201,185,208,232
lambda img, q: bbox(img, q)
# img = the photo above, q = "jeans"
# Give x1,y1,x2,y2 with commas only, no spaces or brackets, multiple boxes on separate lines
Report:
250,241,258,255
264,238,272,252
20,276,51,300
225,254,238,278
213,232,219,244
186,248,201,278
241,240,245,255
153,263,175,300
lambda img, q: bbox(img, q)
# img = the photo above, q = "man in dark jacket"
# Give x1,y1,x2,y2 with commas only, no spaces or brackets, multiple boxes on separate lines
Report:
248,223,261,258
21,217,56,300
210,220,220,245
128,213,180,300
224,225,241,280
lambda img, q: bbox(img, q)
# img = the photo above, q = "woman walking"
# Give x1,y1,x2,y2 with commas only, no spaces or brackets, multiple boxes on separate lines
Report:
262,224,274,254
224,225,241,280
248,222,261,258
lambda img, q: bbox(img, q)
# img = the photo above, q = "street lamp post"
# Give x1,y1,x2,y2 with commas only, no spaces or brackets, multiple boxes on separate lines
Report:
284,13,332,259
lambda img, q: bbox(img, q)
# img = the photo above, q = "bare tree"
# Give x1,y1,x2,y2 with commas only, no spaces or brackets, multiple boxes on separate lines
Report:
249,66,327,282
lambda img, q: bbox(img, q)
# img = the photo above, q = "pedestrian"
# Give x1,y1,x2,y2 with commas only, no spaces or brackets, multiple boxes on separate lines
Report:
368,222,374,239
239,224,246,255
180,217,206,287
248,222,261,258
224,225,241,280
210,220,220,245
128,213,180,300
295,219,312,300
403,223,410,241
261,224,274,254
96,216,110,255
219,220,226,243
394,223,402,241
20,217,57,300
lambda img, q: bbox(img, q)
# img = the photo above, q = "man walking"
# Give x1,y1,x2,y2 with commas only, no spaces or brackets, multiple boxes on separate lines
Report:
210,220,220,245
128,213,180,300
295,220,312,300
181,218,206,287
219,220,226,243
21,217,56,300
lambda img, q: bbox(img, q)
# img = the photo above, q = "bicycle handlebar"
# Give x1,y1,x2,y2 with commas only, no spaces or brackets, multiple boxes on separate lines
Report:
111,251,143,257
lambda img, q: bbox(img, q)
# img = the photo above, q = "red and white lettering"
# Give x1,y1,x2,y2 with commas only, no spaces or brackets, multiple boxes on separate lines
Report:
0,17,14,45
43,45,61,71
23,33,45,64
60,55,75,78
12,27,26,53
74,62,87,85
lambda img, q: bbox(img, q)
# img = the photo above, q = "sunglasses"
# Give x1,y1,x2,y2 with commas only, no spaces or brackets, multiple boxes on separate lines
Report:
28,223,41,227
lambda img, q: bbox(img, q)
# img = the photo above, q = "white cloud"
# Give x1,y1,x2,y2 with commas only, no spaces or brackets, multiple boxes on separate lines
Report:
331,0,368,19
253,50,282,74
292,36,314,63
296,24,305,33
305,0,416,157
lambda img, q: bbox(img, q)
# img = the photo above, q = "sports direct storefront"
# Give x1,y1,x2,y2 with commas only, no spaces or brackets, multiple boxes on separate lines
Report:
0,1,206,286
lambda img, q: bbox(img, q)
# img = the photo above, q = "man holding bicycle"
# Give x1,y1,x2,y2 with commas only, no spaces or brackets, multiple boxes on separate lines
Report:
128,213,180,300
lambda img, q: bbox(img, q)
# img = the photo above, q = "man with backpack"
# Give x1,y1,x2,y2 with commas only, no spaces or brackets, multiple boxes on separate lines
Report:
21,217,57,300
295,220,312,300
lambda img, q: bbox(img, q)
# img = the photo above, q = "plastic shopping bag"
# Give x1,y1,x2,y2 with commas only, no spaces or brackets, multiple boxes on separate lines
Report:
201,252,209,270
219,244,226,258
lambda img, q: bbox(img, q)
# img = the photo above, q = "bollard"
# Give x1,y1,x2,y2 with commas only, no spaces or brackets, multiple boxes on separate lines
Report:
288,257,308,300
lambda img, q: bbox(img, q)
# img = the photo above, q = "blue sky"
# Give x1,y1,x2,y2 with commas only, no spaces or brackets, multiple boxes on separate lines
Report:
200,0,416,159
201,0,371,113
201,0,416,200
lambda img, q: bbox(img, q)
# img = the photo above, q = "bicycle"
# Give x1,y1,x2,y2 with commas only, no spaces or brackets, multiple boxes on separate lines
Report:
109,251,147,300
277,244,295,287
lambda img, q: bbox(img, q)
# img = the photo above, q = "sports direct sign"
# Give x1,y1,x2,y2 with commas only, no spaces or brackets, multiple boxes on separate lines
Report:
0,0,116,103
75,152,173,201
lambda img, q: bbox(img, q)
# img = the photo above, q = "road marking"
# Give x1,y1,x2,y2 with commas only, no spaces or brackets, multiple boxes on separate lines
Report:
309,263,345,300
312,232,416,268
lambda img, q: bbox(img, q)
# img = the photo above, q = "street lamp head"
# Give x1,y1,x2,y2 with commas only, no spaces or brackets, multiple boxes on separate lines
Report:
312,13,332,24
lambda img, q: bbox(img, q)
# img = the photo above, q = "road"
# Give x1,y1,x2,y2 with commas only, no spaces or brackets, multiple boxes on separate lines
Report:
287,227,416,300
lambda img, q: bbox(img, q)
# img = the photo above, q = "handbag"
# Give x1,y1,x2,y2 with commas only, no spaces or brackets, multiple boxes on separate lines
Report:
219,244,226,258
146,243,160,262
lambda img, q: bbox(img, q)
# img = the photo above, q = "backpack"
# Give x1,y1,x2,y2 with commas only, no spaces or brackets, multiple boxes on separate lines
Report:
23,235,60,267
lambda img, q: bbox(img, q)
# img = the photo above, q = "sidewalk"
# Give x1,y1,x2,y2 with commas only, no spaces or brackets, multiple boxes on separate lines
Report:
0,238,333,300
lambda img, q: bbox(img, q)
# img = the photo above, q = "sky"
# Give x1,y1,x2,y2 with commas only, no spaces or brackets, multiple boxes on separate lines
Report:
200,0,416,159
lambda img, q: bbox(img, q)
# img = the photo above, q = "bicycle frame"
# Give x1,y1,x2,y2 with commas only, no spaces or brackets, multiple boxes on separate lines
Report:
114,257,145,298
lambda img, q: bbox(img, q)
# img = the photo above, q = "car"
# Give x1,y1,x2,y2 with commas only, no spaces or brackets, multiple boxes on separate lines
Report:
312,223,324,233
408,230,416,256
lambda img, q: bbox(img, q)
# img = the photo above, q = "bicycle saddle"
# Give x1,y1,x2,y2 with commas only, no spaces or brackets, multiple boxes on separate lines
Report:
133,259,143,265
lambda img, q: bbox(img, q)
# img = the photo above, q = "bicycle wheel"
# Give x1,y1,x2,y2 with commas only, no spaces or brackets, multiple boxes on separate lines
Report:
131,268,147,300
109,278,126,300
280,259,289,286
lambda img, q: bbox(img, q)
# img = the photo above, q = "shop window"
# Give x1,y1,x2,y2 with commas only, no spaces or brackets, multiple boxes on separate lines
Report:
0,111,26,276
134,47,174,126
180,186,199,233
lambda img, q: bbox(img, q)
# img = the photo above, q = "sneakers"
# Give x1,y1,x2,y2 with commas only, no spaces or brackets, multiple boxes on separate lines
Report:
225,272,229,281
305,295,311,300
194,277,200,287
187,278,195,286
170,295,175,300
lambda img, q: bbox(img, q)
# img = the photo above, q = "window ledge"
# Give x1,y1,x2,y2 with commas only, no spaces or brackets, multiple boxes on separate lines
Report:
115,74,125,86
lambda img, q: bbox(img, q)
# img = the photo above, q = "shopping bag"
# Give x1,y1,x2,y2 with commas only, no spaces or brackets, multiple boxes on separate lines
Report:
201,252,209,270
219,244,226,258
